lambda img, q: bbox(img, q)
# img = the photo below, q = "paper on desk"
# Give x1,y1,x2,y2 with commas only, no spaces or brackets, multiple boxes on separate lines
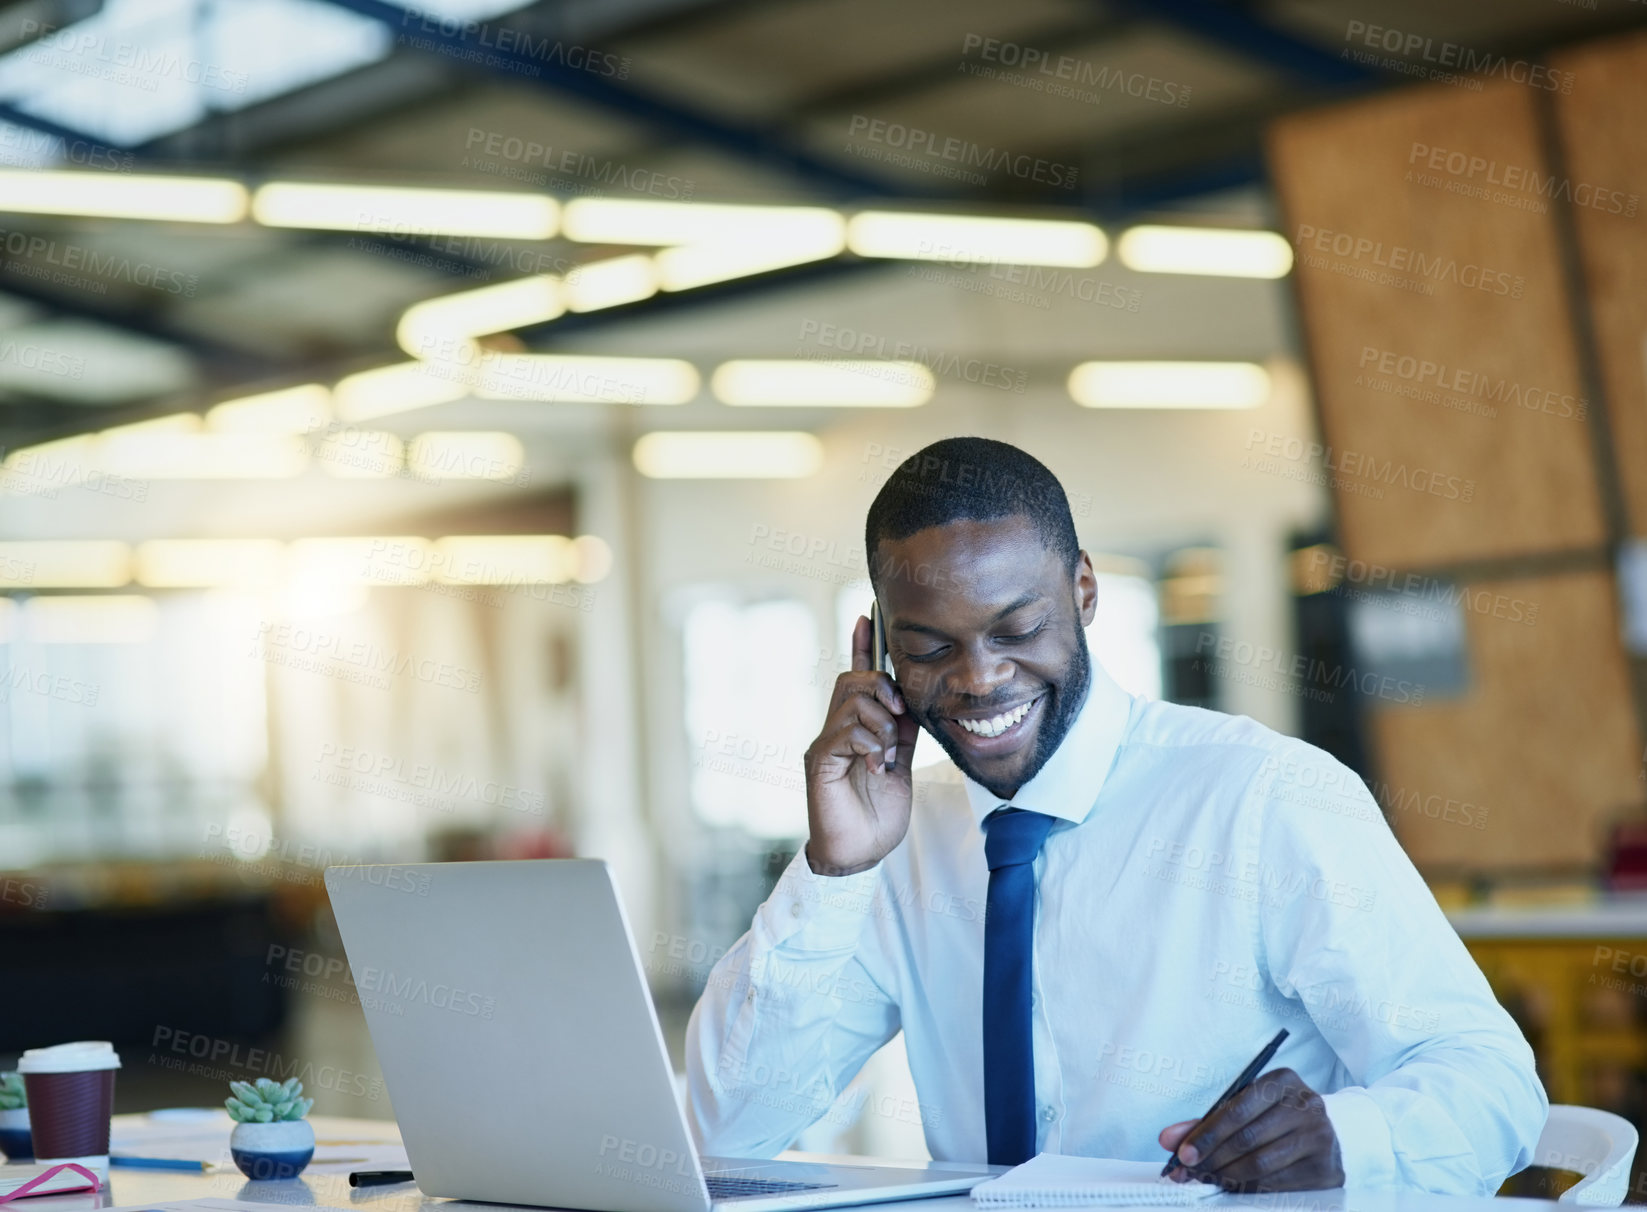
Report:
107,1200,351,1212
111,1116,235,1164
970,1156,1220,1207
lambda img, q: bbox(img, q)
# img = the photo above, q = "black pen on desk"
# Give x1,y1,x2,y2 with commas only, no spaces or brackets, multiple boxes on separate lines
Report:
349,1170,415,1187
1161,1027,1290,1178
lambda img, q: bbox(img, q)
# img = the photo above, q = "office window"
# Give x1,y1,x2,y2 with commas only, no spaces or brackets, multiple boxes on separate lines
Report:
1160,546,1223,710
1089,570,1162,700
682,597,819,839
0,591,268,864
0,0,393,147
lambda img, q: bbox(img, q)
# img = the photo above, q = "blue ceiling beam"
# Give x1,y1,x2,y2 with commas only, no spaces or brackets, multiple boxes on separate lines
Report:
0,258,285,383
1101,0,1376,89
0,105,291,382
310,0,921,201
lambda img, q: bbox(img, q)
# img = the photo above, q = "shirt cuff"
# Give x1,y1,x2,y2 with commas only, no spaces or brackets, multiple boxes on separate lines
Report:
1321,1086,1397,1188
755,848,881,952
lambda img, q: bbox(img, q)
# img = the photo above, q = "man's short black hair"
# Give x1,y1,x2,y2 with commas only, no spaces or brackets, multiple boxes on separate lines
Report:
865,437,1080,586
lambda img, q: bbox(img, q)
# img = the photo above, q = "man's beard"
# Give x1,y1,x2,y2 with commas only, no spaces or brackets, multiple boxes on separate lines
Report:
914,638,1092,800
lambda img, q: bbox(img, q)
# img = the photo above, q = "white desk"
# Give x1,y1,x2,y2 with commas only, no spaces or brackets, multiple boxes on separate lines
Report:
16,1115,1561,1212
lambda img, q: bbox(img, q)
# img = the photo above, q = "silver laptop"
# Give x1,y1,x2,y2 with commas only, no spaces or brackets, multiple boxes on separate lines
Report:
324,859,994,1212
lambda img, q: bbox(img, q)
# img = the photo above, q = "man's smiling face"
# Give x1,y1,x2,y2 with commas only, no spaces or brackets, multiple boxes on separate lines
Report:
874,514,1098,801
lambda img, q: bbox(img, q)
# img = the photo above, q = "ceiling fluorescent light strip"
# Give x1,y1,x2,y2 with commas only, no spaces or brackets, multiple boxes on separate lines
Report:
252,182,558,240
711,359,932,407
396,276,564,359
846,211,1106,268
0,170,248,222
1067,361,1271,409
632,431,823,479
1116,225,1293,279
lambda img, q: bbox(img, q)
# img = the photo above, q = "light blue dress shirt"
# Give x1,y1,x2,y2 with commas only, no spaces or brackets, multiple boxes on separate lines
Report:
685,653,1547,1193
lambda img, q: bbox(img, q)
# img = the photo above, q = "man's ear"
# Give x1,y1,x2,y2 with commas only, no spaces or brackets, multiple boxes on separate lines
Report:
1073,551,1098,628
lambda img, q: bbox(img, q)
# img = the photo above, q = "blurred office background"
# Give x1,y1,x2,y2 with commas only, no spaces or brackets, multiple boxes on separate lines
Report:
3,0,1647,1186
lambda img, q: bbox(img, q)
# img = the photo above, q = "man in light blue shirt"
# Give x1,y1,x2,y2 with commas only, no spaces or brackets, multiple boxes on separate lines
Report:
685,436,1546,1193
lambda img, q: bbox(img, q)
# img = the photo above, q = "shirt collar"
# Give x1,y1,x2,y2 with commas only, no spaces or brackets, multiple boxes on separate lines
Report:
960,644,1135,830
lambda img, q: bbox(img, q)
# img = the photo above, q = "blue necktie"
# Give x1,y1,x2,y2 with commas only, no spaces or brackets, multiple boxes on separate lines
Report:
983,807,1056,1166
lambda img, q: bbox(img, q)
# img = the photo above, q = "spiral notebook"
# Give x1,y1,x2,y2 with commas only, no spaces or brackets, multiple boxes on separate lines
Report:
0,1163,102,1203
970,1155,1221,1207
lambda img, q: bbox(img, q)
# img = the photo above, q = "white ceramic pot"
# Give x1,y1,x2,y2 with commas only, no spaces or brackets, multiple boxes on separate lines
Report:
229,1119,314,1180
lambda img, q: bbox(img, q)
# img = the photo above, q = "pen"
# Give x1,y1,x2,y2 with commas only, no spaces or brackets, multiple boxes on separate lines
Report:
1161,1027,1290,1177
109,1157,213,1171
350,1170,416,1187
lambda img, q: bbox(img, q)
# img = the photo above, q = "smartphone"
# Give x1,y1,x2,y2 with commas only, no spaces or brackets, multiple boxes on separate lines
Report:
869,599,891,676
869,600,896,772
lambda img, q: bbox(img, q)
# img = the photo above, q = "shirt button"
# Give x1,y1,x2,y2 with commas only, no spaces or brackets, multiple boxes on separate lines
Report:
1041,1107,1056,1123
790,901,802,917
747,989,756,1002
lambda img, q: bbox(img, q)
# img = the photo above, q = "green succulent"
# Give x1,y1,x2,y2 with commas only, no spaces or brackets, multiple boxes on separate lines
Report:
0,1073,23,1111
225,1077,313,1123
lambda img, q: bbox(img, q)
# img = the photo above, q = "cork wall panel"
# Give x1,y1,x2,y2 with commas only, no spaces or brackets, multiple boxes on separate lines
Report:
1551,32,1647,537
1268,81,1605,569
1368,569,1641,871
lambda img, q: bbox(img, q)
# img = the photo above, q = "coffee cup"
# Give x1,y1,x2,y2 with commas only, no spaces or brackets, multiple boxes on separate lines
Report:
17,1042,121,1175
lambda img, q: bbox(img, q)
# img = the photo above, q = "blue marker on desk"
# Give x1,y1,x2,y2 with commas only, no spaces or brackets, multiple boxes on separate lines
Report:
109,1157,212,1171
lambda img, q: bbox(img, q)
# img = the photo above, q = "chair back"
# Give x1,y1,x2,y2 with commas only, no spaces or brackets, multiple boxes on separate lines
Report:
1532,1104,1639,1206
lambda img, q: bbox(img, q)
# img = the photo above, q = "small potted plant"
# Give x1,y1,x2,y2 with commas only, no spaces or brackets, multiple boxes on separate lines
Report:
226,1077,315,1179
0,1072,29,1161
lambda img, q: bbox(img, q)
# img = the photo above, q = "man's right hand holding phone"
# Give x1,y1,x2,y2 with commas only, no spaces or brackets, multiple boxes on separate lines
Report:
802,614,921,877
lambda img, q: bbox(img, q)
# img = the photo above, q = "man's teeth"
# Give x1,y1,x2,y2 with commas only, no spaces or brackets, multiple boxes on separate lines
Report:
956,700,1033,738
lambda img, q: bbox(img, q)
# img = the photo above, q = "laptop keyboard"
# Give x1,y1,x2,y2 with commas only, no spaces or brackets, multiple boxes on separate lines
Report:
704,1174,838,1200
